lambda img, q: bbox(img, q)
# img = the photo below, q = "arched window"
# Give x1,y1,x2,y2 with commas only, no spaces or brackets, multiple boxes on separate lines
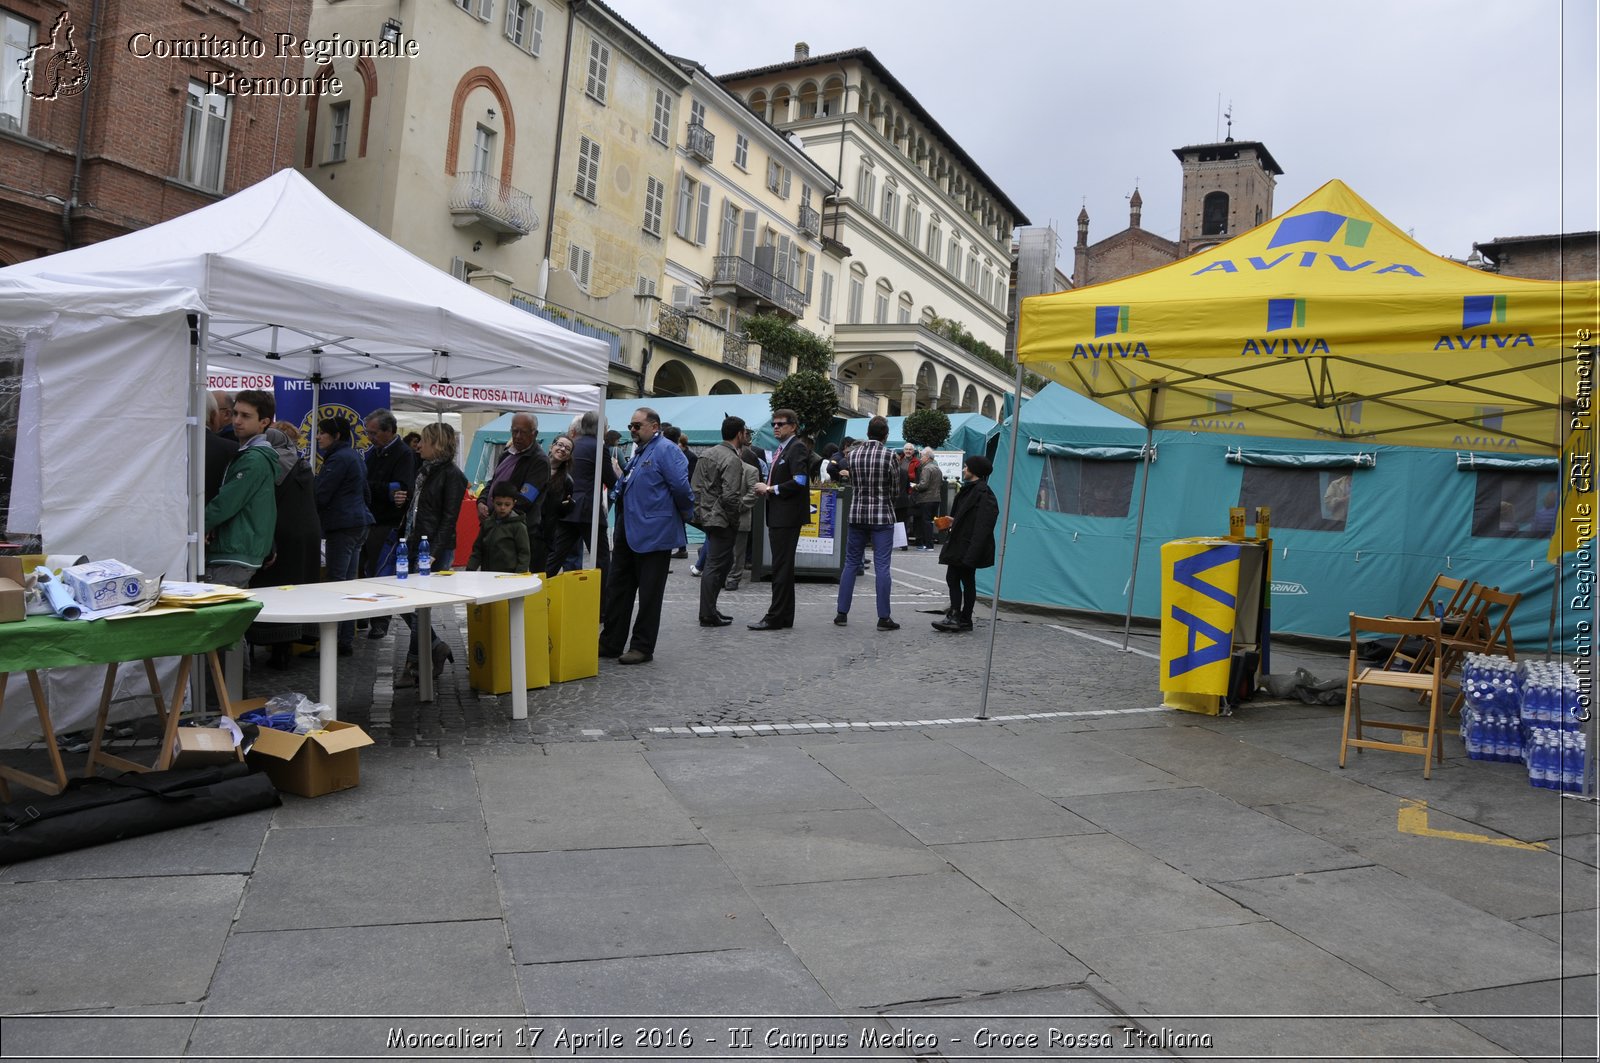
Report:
797,81,819,119
847,263,867,324
874,278,893,324
747,89,767,120
770,84,792,123
1202,191,1229,236
821,76,845,117
897,291,914,324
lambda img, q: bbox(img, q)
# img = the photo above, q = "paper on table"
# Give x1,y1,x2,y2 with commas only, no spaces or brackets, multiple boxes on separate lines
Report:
343,592,403,603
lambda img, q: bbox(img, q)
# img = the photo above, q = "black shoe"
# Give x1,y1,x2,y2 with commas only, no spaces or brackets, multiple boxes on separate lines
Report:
724,579,741,591
877,617,900,631
618,649,653,664
366,621,389,641
833,612,848,626
747,619,782,631
718,611,732,621
672,548,689,558
700,616,733,627
933,619,974,633
337,643,354,657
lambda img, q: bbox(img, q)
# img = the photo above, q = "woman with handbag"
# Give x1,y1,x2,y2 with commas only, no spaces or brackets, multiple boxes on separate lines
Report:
392,422,468,685
933,455,999,633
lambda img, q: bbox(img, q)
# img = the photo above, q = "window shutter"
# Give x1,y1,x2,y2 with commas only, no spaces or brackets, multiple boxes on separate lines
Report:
804,253,815,299
503,2,517,36
477,0,493,21
530,5,543,53
820,273,833,321
695,183,711,245
637,275,656,297
782,168,791,199
767,159,780,192
776,235,791,284
741,211,758,260
671,285,689,307
719,198,736,254
450,256,468,281
674,174,693,238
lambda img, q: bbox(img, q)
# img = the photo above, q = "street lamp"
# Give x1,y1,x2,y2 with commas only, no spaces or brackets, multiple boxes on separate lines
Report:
379,18,403,46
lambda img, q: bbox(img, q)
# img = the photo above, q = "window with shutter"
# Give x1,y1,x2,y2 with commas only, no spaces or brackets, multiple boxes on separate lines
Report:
567,243,592,288
575,137,600,202
637,276,657,297
695,183,711,245
820,273,834,321
651,89,672,146
776,235,791,285
740,211,758,260
803,252,815,300
733,134,749,170
674,174,694,239
586,41,610,103
719,200,739,255
642,176,665,237
781,168,791,199
767,159,782,193
847,276,864,324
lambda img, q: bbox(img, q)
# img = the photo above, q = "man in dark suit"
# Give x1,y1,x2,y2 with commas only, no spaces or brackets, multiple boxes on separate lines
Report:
204,392,238,502
360,407,417,639
749,408,811,630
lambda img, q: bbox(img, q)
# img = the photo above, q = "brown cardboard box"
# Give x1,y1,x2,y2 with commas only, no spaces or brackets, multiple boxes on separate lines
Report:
0,577,24,623
170,726,242,769
245,721,374,798
0,556,24,585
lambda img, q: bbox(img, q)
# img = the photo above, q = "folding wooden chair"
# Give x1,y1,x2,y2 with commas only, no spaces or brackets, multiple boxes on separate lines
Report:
1384,574,1477,673
1341,613,1446,778
1427,585,1521,714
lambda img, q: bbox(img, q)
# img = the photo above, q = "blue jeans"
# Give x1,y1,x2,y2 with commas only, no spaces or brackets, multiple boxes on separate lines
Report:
325,526,368,647
836,524,894,619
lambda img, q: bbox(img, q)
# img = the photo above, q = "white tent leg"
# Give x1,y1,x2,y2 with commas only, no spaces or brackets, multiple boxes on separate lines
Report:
977,364,1026,721
190,314,210,713
1121,415,1157,652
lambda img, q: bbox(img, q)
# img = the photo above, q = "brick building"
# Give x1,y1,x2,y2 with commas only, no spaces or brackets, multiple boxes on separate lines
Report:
1472,232,1599,282
0,0,311,263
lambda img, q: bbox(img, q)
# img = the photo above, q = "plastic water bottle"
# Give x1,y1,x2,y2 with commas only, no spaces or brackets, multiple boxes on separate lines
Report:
1528,730,1548,787
418,535,432,577
396,539,410,580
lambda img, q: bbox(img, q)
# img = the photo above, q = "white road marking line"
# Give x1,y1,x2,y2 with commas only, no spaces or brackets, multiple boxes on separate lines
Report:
1043,622,1161,660
648,705,1168,735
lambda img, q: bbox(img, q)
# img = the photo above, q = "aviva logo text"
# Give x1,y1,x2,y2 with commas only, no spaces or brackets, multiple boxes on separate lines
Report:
1190,392,1246,431
1435,294,1533,351
1454,404,1518,450
1193,210,1423,277
1071,305,1148,359
1241,297,1330,356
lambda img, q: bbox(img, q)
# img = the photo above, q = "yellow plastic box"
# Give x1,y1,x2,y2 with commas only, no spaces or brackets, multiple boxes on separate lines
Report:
546,569,599,683
467,585,551,694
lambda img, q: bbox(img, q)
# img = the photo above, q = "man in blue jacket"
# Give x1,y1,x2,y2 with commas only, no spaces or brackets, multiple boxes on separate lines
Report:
599,406,693,665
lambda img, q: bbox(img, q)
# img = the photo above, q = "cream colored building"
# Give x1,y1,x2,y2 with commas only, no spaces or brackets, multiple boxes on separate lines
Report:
643,60,841,400
721,45,1028,418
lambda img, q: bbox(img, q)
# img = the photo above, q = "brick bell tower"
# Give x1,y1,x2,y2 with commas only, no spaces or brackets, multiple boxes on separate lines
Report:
1173,128,1283,257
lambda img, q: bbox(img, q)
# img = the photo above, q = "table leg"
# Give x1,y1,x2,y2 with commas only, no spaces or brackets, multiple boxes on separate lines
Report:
225,640,244,703
0,670,72,795
509,595,528,721
319,620,339,718
153,655,194,771
206,651,237,718
417,606,434,703
83,662,121,777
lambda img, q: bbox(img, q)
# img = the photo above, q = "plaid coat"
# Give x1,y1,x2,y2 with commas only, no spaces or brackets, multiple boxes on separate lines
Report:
843,439,897,526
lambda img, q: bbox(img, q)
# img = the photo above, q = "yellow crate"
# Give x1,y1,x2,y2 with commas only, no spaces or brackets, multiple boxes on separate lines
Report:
546,569,599,683
467,588,551,695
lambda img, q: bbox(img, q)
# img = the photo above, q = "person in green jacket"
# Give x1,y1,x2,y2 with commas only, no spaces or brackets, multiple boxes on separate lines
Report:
203,389,278,587
468,482,532,573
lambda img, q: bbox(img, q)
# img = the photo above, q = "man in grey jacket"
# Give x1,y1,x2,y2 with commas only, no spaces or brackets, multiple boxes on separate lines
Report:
690,416,749,627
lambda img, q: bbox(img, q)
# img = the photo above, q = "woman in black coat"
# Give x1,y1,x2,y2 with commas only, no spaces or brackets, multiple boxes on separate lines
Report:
250,428,322,667
540,435,576,573
394,422,469,682
933,455,999,633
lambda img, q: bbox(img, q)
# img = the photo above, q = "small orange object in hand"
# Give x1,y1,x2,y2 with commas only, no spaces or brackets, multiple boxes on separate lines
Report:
933,515,954,532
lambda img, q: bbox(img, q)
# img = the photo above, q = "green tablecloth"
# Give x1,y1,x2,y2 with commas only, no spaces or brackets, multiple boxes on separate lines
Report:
0,601,262,673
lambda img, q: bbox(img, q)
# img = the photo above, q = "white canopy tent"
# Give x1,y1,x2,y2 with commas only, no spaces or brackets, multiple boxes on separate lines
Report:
0,169,609,740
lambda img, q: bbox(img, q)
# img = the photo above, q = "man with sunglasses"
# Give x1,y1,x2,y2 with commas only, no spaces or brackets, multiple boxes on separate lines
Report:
599,407,693,664
749,408,811,630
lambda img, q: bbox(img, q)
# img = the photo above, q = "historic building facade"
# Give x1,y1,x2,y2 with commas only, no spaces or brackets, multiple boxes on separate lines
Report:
720,45,1028,419
1,0,312,263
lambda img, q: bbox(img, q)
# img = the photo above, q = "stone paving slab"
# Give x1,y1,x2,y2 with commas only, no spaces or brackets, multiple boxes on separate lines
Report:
882,984,1172,1059
693,807,951,887
234,822,498,932
1428,974,1599,1062
750,871,1090,1009
1518,908,1600,974
641,744,871,816
1214,865,1567,998
847,768,1104,846
938,728,1186,798
0,1003,200,1062
496,844,780,964
190,919,525,1059
516,946,840,1016
1059,786,1369,882
268,748,482,828
475,745,702,853
0,875,242,1014
933,834,1263,951
0,810,271,883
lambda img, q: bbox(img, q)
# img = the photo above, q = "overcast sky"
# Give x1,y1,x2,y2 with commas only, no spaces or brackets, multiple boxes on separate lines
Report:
638,0,1597,264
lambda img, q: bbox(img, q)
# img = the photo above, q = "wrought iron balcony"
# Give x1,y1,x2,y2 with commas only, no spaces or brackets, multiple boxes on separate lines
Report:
797,204,820,238
449,170,538,240
686,122,715,163
713,255,805,318
656,304,690,345
722,329,750,370
759,349,788,381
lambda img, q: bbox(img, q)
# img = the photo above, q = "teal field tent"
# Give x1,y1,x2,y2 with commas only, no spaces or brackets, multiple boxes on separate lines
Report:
832,412,1001,457
979,384,1569,648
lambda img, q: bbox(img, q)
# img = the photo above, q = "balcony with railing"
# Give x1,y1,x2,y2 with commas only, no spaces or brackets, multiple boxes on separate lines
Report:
450,170,538,241
511,292,624,363
713,255,805,318
686,122,715,163
797,203,820,238
758,348,789,382
656,304,691,346
722,329,750,370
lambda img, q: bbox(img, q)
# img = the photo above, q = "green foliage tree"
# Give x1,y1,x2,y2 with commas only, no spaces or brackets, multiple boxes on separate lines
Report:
771,372,839,440
741,314,833,376
903,408,952,449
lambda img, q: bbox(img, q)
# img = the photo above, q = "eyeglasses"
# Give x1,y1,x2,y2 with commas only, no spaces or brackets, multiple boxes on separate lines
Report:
773,420,791,427
627,422,643,430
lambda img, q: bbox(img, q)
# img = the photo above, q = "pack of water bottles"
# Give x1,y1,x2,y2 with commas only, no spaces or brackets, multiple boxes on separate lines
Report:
1459,654,1522,763
1458,654,1588,791
1518,659,1587,792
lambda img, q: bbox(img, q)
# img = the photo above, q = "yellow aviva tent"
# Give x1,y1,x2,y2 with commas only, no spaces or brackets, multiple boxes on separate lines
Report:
1017,179,1597,455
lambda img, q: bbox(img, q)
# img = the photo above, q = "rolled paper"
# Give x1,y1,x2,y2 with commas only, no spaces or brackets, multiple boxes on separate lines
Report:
36,566,81,620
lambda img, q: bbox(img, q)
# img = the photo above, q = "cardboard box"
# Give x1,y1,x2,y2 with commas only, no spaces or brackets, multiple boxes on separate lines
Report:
61,559,158,611
170,725,242,768
0,577,23,623
246,720,374,798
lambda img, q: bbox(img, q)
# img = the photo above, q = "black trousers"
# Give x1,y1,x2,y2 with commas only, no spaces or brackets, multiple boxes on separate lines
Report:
913,501,938,547
549,516,610,576
600,514,670,655
699,526,736,621
764,524,801,627
946,563,977,621
360,521,400,577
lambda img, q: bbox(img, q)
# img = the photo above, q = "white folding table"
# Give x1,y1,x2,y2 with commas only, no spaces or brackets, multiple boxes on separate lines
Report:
359,572,544,720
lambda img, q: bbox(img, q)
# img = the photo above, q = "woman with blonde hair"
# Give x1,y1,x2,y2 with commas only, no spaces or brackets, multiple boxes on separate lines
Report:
393,422,468,684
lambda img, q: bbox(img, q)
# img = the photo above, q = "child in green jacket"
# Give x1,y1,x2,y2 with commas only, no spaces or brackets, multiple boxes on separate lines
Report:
468,481,532,573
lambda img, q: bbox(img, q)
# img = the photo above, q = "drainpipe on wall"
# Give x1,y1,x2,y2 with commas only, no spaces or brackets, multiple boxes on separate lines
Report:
61,0,104,250
539,0,583,298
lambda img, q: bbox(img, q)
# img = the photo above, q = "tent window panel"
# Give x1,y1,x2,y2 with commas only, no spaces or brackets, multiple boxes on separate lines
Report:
1036,456,1134,518
1471,470,1559,540
1238,466,1351,532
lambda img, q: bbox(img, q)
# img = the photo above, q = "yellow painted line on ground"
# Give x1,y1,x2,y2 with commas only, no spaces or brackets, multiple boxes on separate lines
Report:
1397,799,1549,852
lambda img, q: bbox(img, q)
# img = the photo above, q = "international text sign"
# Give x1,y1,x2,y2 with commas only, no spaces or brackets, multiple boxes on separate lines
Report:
1159,540,1242,695
274,380,391,456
